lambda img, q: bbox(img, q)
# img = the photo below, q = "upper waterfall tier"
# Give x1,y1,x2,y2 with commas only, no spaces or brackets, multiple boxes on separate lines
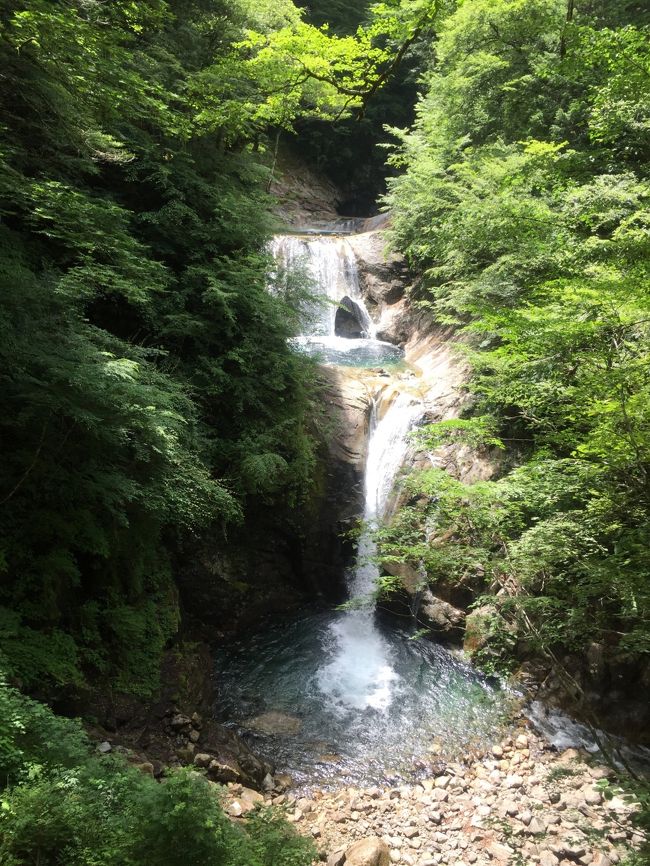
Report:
271,233,404,368
271,234,375,339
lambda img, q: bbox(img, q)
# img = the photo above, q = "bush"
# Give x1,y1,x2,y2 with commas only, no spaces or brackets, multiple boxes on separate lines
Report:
0,678,316,866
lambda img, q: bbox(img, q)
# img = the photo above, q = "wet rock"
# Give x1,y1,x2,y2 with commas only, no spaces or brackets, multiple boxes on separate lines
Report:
275,772,293,791
245,711,302,736
170,713,192,730
417,591,465,642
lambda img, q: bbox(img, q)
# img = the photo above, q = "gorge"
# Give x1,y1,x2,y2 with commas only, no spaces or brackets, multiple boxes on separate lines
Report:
0,2,648,865
215,226,510,789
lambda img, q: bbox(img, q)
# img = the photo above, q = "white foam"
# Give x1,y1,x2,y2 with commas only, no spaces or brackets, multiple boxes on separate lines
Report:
317,394,422,714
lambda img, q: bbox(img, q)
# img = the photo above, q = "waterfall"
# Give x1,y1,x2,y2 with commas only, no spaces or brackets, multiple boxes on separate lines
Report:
271,234,376,339
316,392,422,713
218,232,511,787
271,231,422,710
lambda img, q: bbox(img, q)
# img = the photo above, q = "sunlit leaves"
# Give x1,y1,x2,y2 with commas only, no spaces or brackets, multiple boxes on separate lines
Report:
384,0,650,669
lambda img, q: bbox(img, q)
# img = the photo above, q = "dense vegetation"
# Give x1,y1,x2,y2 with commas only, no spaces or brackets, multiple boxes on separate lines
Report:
383,0,650,684
0,677,315,865
0,0,426,697
2,0,649,861
0,2,439,863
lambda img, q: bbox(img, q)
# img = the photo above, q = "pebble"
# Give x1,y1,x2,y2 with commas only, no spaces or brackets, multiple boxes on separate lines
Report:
215,728,640,866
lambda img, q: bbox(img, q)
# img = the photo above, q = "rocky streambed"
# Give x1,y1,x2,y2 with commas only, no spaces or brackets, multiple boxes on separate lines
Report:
220,724,644,866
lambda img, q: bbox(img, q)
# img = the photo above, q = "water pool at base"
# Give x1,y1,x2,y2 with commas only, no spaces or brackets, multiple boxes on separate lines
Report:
290,335,405,368
214,611,515,790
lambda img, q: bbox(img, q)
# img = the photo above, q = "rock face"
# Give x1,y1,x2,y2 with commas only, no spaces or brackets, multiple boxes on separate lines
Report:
270,144,343,227
417,590,466,641
348,231,414,347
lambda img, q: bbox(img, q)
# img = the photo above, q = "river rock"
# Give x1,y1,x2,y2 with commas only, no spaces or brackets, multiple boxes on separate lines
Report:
208,758,241,783
591,853,611,866
240,787,264,806
583,785,603,806
344,836,390,866
245,711,302,736
193,752,212,768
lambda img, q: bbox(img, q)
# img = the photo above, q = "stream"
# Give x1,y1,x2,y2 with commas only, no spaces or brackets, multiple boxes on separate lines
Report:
215,231,515,789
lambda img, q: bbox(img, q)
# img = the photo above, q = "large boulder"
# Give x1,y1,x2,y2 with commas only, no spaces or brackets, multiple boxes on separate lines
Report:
417,590,465,642
344,836,390,866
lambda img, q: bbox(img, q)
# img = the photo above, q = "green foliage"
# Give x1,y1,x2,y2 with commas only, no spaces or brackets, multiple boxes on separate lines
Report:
0,676,89,787
383,0,650,675
0,0,337,694
0,678,315,866
411,417,505,450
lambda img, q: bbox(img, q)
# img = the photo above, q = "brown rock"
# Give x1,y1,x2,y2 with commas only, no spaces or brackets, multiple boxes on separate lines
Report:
344,836,391,866
240,787,264,807
208,758,241,784
487,841,514,862
245,711,302,736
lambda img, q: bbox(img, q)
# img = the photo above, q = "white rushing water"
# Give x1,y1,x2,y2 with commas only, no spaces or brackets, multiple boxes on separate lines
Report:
316,392,423,713
216,233,511,787
271,234,376,339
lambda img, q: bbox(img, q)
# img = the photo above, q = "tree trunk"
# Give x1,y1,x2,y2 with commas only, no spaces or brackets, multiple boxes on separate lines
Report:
560,0,575,59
